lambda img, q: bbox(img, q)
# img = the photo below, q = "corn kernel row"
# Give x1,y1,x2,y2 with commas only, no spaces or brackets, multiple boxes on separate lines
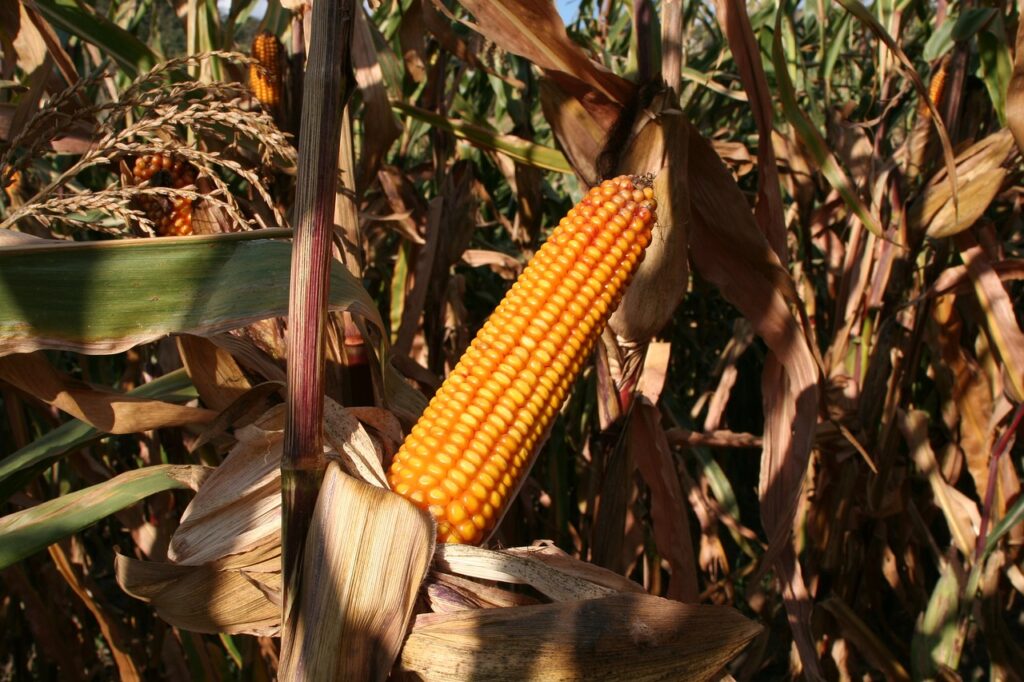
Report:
388,175,657,544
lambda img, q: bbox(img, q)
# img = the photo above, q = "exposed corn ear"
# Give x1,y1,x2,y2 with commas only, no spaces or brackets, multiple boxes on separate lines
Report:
249,32,283,109
388,175,657,545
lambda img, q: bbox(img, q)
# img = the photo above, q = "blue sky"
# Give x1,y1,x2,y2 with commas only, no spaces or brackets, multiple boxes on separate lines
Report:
556,0,581,21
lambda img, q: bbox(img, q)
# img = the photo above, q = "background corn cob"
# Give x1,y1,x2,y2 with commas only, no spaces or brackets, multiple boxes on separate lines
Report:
388,175,657,545
131,154,197,236
249,32,283,108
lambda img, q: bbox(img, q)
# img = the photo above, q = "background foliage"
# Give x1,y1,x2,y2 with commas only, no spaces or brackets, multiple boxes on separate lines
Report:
1,0,1023,679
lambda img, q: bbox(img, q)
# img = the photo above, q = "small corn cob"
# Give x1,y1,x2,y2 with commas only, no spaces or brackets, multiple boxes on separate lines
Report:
132,154,197,236
918,57,950,121
249,32,283,108
388,175,657,545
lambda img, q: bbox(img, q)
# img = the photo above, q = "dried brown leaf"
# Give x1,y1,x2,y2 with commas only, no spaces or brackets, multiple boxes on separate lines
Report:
354,6,403,183
115,538,282,637
0,351,215,434
425,571,540,613
177,334,252,412
454,0,634,105
169,408,284,565
900,410,980,556
629,398,699,602
957,232,1024,402
908,129,1016,238
324,398,388,488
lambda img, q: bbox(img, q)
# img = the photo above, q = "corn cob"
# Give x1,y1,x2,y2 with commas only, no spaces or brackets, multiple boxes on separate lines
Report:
249,32,283,108
388,175,657,545
132,154,197,236
917,57,950,121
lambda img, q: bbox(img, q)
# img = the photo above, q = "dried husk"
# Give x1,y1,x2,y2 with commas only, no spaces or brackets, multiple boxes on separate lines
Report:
398,592,762,681
608,90,691,345
278,463,434,680
113,397,760,679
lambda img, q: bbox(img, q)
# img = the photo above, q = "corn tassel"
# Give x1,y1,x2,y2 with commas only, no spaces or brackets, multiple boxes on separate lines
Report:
388,175,657,544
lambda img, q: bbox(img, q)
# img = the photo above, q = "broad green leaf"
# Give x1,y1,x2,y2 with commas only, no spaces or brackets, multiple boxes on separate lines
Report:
0,229,426,422
0,464,210,569
392,101,573,174
0,229,379,356
0,369,197,501
951,8,999,42
27,0,156,76
977,22,1013,126
923,18,956,61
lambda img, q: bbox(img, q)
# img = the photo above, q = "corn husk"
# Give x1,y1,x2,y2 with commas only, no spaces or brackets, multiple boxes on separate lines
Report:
115,400,760,679
398,592,761,681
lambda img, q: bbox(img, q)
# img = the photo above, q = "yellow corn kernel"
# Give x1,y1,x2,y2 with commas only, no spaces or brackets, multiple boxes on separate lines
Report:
249,32,282,108
388,175,657,545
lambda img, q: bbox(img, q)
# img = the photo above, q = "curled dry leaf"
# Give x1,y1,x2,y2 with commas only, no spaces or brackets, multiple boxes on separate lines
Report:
116,540,282,637
399,593,762,681
0,351,215,434
324,398,388,488
177,334,253,412
908,129,1017,238
425,571,540,613
454,0,634,106
169,406,285,565
900,410,981,557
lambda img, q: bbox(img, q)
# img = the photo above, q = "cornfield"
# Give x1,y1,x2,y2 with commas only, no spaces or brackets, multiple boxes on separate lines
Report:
1,0,1023,679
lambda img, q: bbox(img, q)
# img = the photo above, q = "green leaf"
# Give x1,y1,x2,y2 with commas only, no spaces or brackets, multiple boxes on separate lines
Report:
951,8,998,42
772,1,885,238
923,17,956,61
0,229,381,356
0,369,197,501
977,20,1013,126
0,464,210,569
27,0,156,76
392,101,573,174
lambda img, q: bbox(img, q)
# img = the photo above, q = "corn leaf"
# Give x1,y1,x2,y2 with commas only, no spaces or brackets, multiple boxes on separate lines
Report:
27,0,156,76
392,101,572,174
0,229,375,355
0,464,210,569
772,0,884,238
0,368,197,500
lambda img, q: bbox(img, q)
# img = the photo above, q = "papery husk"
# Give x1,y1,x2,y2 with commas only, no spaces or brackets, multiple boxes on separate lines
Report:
115,537,282,637
169,406,286,565
437,543,637,601
279,462,434,680
116,400,399,642
608,90,691,345
398,592,762,681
